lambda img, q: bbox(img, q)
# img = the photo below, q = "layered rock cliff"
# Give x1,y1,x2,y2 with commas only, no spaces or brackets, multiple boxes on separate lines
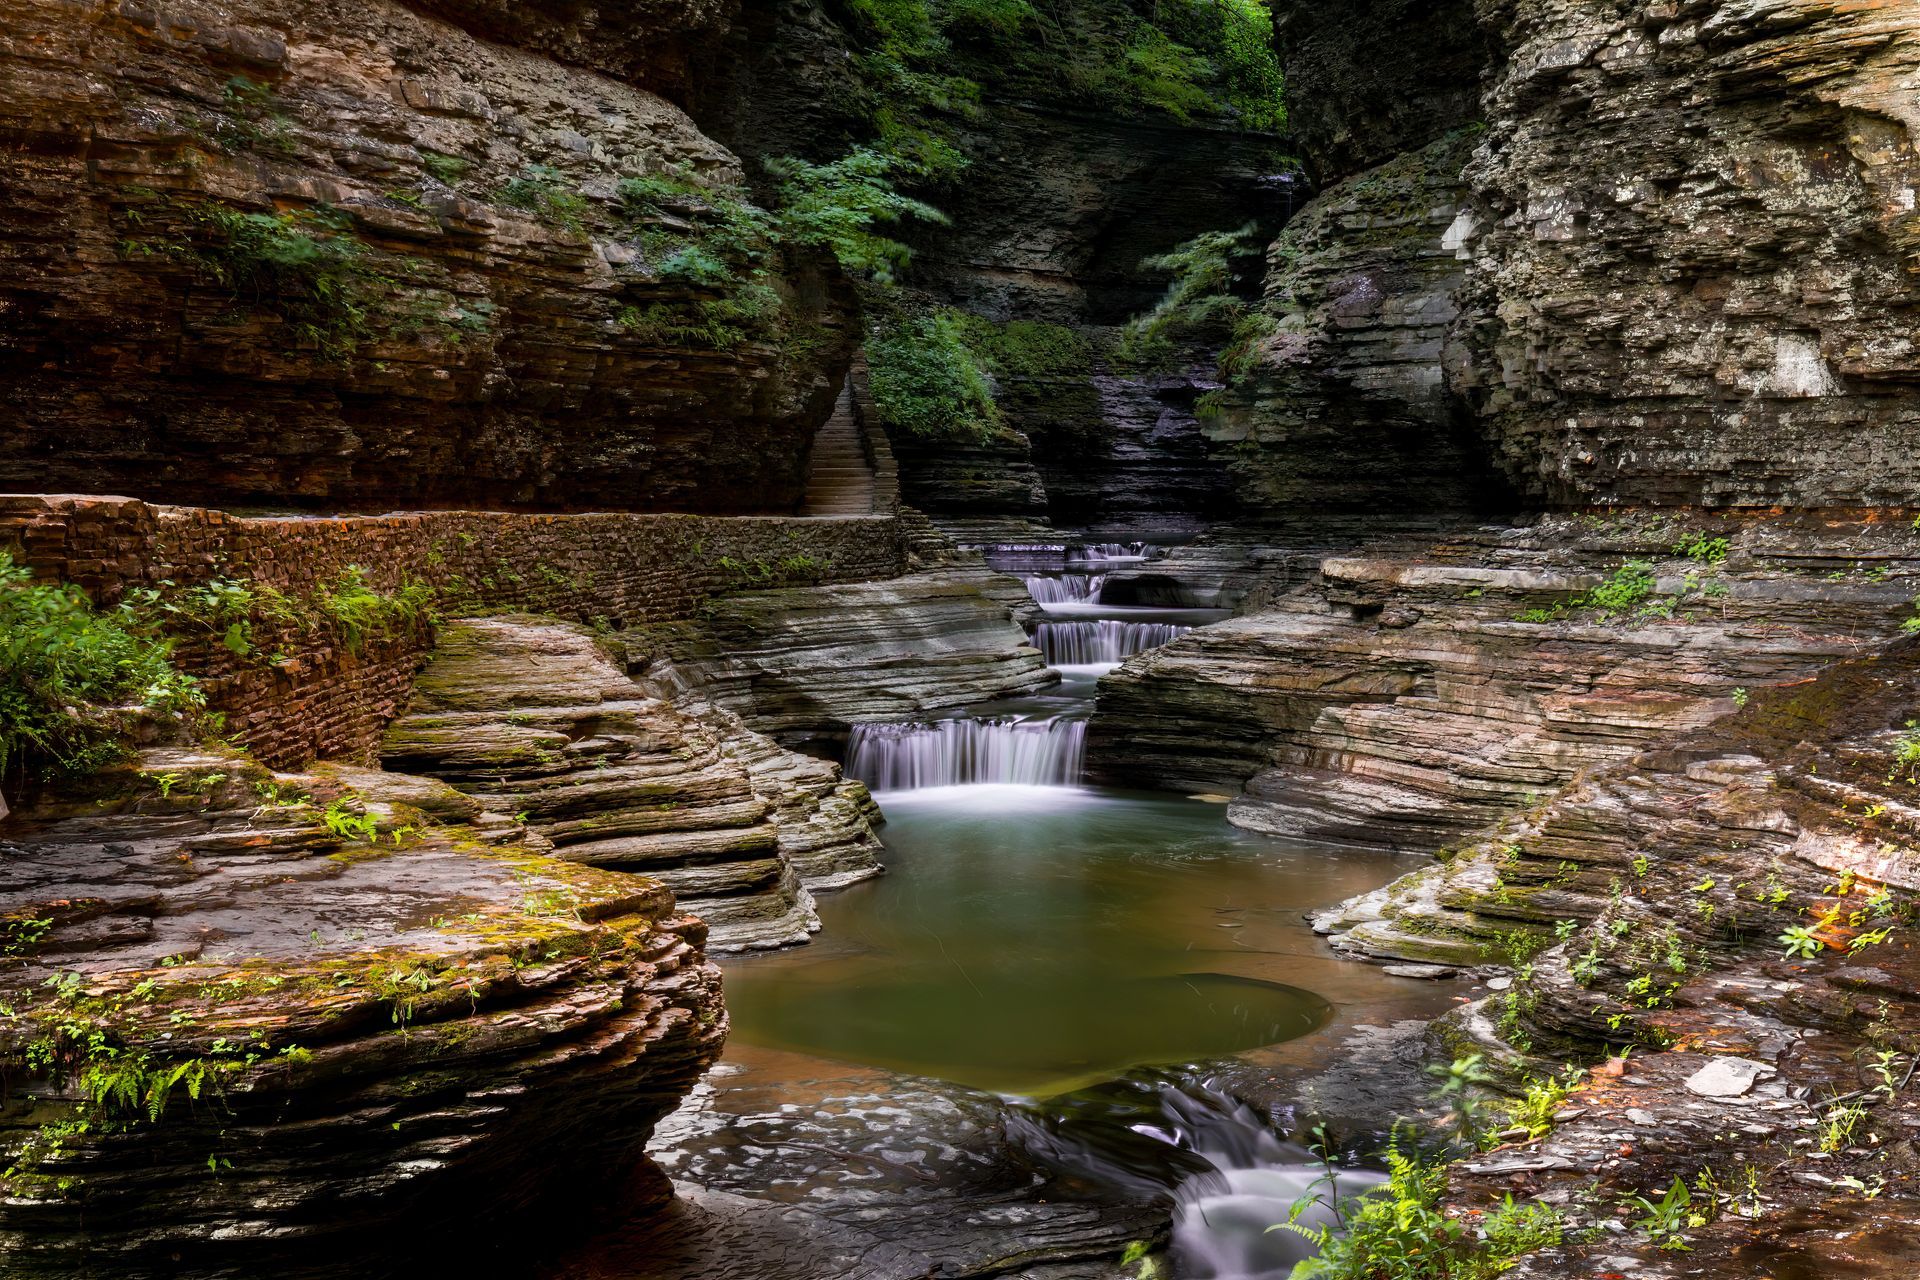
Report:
381,617,886,951
0,0,850,513
0,748,724,1277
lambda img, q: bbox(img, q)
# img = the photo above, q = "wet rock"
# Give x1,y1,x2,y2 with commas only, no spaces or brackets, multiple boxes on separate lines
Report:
1685,1058,1770,1098
622,567,1056,750
0,747,724,1278
384,616,886,949
1383,963,1458,980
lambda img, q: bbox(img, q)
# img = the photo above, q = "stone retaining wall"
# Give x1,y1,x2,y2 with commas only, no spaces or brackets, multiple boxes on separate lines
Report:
1,495,906,768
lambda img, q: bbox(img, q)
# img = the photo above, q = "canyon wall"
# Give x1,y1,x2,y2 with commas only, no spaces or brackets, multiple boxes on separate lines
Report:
1219,0,1920,517
0,0,850,513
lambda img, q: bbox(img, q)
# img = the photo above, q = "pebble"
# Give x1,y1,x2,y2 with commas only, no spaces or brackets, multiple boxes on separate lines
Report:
1626,1107,1658,1125
1486,975,1513,991
1686,1057,1772,1098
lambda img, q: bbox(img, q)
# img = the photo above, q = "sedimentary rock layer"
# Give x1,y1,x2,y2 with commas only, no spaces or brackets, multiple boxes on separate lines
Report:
0,0,848,512
0,748,724,1278
623,567,1056,749
383,617,884,948
1406,640,1920,1274
1091,515,1920,853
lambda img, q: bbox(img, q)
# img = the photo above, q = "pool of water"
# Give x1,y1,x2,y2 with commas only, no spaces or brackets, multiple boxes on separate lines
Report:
725,786,1421,1097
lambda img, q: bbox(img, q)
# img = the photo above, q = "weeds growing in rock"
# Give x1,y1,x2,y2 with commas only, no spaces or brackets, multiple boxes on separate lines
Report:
498,164,592,234
0,552,204,784
1119,222,1269,369
166,203,379,361
316,567,436,655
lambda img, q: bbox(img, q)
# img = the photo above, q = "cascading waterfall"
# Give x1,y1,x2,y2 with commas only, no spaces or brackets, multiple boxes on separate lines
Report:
1068,542,1152,563
1023,574,1106,605
846,717,1086,790
1034,620,1191,666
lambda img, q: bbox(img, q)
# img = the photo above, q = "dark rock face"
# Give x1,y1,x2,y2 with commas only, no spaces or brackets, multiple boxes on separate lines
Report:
0,749,724,1278
0,0,850,514
1232,0,1920,517
408,0,739,100
1458,0,1920,508
1203,131,1514,516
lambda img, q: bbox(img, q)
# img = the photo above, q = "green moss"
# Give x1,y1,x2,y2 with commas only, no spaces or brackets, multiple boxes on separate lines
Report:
866,305,1001,441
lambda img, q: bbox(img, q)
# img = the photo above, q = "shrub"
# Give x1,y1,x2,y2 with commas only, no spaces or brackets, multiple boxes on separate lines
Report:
1120,222,1267,367
767,147,948,284
866,308,1001,440
956,317,1090,379
0,552,203,782
175,204,377,361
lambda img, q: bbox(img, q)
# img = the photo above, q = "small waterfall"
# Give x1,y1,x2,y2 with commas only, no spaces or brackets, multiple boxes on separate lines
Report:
1024,574,1105,605
846,717,1086,790
1034,620,1190,666
1007,1079,1381,1280
1068,542,1154,563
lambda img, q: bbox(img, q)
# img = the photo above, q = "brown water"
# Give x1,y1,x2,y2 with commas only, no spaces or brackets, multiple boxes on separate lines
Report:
726,785,1423,1096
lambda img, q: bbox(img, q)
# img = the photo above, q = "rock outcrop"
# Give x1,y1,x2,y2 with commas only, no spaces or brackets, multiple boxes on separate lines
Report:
0,0,850,513
1406,640,1920,1275
623,567,1056,751
1091,515,1920,855
382,617,885,949
1231,0,1920,517
0,747,724,1278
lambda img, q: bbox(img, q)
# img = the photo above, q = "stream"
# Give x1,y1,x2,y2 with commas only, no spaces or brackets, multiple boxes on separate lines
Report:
542,545,1456,1280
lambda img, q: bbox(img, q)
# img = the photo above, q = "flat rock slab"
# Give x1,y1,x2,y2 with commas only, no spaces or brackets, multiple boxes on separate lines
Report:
1685,1057,1772,1098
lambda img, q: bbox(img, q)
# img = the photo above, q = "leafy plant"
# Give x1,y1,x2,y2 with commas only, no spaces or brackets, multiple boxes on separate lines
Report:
1119,222,1268,368
866,307,1001,441
171,203,379,361
1778,924,1826,959
316,567,436,655
1622,1177,1699,1250
0,553,204,782
767,147,947,284
498,165,592,233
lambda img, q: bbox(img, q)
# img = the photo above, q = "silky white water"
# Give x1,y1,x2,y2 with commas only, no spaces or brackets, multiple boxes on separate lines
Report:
1035,619,1192,665
845,716,1087,790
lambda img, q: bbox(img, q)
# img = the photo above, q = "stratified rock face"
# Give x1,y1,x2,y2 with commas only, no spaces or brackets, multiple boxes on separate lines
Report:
382,618,885,949
0,749,724,1279
1379,642,1920,1273
1090,515,1920,854
624,567,1057,749
409,0,738,99
1272,0,1491,182
1460,0,1920,507
0,0,848,513
1205,131,1513,515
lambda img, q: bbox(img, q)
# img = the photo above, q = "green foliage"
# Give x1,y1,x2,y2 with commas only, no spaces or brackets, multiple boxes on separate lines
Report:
1894,720,1920,785
866,307,1001,441
953,316,1090,379
321,799,380,842
174,204,377,361
498,164,592,233
0,552,203,782
127,576,298,660
1778,924,1825,959
1673,533,1729,566
1502,1068,1584,1140
419,149,473,187
1516,560,1665,625
768,147,948,284
1120,223,1267,368
1282,1138,1564,1280
1620,1177,1701,1250
316,567,436,655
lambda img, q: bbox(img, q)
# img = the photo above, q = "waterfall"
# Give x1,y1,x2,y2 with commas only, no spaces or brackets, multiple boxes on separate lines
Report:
1034,620,1190,666
1068,542,1153,563
1024,574,1105,605
846,717,1086,790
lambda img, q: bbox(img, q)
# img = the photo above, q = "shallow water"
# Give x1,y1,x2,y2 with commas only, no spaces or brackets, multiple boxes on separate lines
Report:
726,786,1416,1097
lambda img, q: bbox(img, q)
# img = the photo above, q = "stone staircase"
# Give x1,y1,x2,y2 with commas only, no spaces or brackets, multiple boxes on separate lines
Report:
801,382,877,517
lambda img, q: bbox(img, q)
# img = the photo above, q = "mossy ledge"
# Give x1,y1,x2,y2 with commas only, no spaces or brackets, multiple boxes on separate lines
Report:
0,748,724,1278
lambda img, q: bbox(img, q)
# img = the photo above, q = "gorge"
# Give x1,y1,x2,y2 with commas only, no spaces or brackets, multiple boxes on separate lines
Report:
6,0,1920,1277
